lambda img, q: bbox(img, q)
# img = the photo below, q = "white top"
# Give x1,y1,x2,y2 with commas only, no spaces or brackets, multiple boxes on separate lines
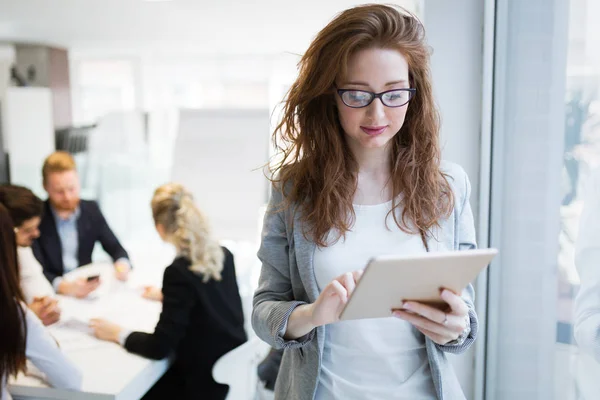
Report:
1,306,82,400
313,201,436,400
18,247,55,304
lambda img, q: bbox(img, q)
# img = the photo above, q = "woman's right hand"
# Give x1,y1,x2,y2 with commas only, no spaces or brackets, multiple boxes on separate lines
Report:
29,296,61,326
310,270,363,326
142,286,163,302
284,270,363,340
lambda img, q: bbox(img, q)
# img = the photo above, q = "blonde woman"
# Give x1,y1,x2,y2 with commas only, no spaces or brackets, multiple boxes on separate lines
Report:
90,183,247,400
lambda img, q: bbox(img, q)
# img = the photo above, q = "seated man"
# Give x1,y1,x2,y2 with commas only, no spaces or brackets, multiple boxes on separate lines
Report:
33,151,131,298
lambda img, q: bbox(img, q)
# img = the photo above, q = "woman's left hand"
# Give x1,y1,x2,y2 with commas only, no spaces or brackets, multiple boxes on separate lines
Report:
89,318,123,344
392,289,469,345
142,286,164,302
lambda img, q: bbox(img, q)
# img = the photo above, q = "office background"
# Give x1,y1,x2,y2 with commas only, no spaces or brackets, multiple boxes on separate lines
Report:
1,0,599,399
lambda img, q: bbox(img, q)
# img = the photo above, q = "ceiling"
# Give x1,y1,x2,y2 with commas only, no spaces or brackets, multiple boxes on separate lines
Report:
0,0,418,55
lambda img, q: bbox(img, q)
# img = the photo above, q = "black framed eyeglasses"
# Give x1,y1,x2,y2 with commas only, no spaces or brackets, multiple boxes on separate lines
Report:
336,88,416,108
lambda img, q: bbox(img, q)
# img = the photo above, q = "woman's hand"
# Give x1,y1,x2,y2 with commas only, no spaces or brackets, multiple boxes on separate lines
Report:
29,297,61,326
89,318,123,344
284,270,363,340
141,286,163,302
310,270,363,327
392,289,469,345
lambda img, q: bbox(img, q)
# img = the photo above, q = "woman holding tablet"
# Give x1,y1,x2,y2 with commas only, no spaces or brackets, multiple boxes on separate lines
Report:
252,4,477,400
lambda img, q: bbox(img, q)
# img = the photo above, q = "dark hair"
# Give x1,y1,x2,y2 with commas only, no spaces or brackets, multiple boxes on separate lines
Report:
271,4,453,248
0,185,44,227
0,203,27,380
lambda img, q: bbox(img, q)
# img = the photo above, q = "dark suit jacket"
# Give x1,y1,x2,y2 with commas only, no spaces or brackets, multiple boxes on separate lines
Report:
125,248,247,400
32,199,129,283
257,348,283,390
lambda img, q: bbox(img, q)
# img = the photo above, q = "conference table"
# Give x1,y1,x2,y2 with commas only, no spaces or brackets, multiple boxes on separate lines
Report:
9,262,171,400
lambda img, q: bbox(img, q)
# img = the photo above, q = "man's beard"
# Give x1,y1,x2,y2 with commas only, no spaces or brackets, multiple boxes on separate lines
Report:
52,200,79,213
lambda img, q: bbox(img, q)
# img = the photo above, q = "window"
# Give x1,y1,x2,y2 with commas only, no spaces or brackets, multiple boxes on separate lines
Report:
557,0,600,398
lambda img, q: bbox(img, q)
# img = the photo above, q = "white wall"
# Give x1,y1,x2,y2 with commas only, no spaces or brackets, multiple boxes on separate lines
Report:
0,44,15,99
424,1,486,398
170,109,270,243
1,87,55,197
0,44,15,183
426,0,484,218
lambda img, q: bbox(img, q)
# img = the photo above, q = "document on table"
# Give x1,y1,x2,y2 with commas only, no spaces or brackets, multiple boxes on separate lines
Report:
49,318,103,352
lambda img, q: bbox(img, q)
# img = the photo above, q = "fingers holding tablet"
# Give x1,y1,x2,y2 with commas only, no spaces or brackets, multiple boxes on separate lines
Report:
392,289,470,345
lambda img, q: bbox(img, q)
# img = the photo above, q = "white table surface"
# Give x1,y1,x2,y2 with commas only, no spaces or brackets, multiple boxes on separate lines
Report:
9,263,171,400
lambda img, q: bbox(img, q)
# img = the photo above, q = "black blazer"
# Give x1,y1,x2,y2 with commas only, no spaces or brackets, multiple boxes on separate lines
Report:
124,248,247,400
32,200,129,283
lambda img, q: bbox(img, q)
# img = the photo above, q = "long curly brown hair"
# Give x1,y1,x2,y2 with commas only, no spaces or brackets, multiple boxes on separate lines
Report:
271,4,454,248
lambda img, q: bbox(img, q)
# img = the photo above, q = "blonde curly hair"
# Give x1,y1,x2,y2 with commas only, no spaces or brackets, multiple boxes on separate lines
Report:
151,183,224,282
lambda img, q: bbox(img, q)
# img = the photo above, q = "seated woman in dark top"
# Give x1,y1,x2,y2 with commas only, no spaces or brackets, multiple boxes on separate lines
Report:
89,183,247,400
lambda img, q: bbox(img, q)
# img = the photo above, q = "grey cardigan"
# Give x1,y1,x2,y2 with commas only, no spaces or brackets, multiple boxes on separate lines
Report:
252,161,478,400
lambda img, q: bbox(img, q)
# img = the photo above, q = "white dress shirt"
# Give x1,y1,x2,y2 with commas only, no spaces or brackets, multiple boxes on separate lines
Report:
18,247,55,304
1,306,82,400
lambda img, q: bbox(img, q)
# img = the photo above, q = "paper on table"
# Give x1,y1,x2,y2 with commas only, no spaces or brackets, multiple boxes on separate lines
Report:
92,291,161,333
49,320,103,352
57,317,93,332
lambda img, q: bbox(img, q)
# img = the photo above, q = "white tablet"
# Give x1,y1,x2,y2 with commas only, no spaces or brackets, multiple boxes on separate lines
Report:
339,248,498,321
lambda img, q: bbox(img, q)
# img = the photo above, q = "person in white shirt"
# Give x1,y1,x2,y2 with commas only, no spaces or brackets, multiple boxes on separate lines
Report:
0,203,82,400
0,185,60,325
